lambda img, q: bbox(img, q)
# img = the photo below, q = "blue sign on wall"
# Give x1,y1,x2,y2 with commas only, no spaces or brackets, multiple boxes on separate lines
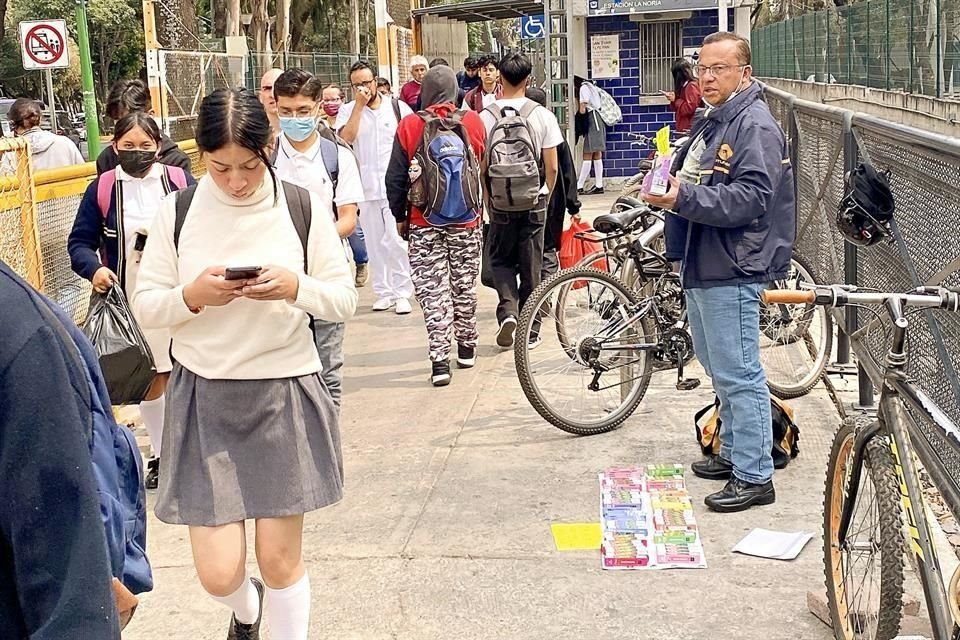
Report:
519,14,545,39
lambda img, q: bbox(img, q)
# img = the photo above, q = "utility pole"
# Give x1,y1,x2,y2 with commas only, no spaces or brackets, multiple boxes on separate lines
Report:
75,0,100,157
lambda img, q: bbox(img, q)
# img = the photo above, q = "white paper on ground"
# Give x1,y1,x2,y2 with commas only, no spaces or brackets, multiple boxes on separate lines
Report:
732,528,813,560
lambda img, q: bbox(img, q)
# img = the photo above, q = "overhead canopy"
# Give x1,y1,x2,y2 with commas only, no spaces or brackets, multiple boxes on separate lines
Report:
412,0,544,23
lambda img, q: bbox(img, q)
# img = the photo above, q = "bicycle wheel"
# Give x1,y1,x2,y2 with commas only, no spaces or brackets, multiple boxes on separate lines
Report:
823,418,905,640
574,249,625,276
515,267,655,436
761,255,833,399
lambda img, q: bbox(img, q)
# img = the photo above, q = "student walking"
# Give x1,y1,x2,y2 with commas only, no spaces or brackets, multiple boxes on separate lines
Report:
336,61,415,313
575,76,608,195
69,112,195,490
386,65,487,386
480,53,561,348
273,69,365,408
132,88,357,639
462,55,502,112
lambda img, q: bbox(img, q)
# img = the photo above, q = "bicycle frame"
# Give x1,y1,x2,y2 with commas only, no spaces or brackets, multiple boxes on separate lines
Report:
837,296,960,640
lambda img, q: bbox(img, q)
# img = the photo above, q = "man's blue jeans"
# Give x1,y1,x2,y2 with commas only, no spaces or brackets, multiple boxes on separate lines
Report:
348,218,368,265
686,282,774,485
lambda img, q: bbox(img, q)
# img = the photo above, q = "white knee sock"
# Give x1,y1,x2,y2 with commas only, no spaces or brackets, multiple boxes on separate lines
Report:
265,573,310,640
139,396,165,458
577,160,592,189
593,159,604,189
210,573,261,625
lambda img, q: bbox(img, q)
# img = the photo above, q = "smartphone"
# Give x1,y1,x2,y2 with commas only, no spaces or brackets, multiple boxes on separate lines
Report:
224,266,262,280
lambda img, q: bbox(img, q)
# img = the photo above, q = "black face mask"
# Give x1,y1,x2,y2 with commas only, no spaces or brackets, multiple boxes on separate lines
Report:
117,149,157,177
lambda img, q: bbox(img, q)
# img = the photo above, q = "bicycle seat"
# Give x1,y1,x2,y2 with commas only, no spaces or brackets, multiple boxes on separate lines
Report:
593,207,647,234
638,159,654,172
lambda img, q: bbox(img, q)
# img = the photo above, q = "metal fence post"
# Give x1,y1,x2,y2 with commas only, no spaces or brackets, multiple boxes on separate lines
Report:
937,0,943,97
909,0,915,93
885,0,890,90
866,0,871,87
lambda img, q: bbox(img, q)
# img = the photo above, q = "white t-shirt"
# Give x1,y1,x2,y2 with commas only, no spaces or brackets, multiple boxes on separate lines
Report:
273,133,364,218
479,97,564,156
579,84,603,111
334,98,414,202
462,90,498,112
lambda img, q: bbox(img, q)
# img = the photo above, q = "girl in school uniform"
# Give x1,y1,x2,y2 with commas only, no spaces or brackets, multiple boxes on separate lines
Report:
68,112,195,491
132,88,357,640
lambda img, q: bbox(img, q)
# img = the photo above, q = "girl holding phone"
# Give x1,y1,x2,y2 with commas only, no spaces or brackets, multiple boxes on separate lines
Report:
133,88,357,639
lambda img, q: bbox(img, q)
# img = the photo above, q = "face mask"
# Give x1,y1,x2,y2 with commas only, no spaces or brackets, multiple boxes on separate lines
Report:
723,66,750,105
279,116,317,142
117,149,157,177
322,102,341,117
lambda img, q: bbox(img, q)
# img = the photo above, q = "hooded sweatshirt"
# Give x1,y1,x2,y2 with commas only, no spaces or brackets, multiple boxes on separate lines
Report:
21,127,84,171
95,134,192,176
385,66,486,228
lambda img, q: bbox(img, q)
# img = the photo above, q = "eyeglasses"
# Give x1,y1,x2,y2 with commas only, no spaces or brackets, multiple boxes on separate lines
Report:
352,79,376,91
693,64,748,78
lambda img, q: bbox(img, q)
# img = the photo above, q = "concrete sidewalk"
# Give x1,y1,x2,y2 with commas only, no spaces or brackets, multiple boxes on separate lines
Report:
125,195,841,640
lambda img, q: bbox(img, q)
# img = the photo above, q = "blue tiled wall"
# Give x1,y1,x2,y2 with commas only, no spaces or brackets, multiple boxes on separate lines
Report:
585,9,730,177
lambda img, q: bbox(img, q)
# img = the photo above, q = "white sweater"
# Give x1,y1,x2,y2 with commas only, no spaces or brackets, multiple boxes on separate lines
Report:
132,174,357,380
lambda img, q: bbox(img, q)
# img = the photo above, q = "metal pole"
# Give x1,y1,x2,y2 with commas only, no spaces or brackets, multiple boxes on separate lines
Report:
44,69,56,134
76,0,100,157
909,0,915,92
885,0,890,90
937,0,943,96
866,0,870,87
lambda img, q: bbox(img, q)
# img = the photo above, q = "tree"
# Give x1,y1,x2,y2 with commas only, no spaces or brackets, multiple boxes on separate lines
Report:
155,0,198,49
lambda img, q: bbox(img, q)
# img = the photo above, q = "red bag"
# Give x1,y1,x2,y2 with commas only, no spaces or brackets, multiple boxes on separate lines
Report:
559,215,601,269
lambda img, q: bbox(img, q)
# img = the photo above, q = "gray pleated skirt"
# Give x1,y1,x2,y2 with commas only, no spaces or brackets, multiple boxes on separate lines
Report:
155,363,343,527
584,111,608,153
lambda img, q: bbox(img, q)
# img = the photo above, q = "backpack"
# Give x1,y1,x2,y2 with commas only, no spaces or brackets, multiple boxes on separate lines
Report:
694,395,800,469
97,165,188,217
411,110,481,226
585,81,623,127
483,101,543,214
270,133,340,193
32,289,151,608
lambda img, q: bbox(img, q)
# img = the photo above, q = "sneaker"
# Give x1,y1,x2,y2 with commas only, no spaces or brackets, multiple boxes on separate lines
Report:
355,263,369,287
585,186,605,195
372,297,394,311
496,317,517,348
395,298,413,315
145,457,159,490
226,577,264,640
431,361,452,386
528,334,543,350
457,344,476,369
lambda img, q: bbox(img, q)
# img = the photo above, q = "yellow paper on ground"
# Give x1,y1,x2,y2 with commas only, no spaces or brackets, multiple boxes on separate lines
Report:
551,522,603,551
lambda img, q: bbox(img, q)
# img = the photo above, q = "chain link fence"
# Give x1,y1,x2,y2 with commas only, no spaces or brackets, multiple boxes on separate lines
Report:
0,138,42,290
764,83,960,491
754,0,960,98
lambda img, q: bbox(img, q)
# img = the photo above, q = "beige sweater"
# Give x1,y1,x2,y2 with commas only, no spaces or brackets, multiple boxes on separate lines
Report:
132,174,357,380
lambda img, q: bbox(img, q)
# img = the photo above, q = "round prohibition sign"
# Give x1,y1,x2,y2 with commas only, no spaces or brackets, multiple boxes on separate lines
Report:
24,24,65,66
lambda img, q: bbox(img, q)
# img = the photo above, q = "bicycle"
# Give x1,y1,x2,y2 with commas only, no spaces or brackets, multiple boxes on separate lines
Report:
764,284,960,640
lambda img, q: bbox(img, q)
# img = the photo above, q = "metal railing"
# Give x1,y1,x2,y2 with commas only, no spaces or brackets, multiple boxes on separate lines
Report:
765,83,960,484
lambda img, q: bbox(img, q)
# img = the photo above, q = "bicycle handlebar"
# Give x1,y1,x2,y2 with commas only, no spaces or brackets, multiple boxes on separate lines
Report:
761,285,960,311
763,289,815,304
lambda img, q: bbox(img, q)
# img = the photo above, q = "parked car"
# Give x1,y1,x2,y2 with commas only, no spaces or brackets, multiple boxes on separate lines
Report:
0,98,15,137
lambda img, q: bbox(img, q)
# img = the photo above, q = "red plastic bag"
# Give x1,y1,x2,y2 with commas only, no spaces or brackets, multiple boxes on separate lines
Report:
559,215,601,270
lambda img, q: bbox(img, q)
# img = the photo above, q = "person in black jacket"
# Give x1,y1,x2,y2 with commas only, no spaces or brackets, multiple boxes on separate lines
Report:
525,87,580,279
0,259,121,640
95,79,192,175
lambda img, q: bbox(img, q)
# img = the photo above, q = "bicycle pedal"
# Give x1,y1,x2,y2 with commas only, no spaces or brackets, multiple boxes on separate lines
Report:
676,378,701,391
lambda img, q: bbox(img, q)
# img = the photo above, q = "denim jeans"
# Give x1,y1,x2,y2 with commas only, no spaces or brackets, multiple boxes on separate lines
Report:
686,282,773,484
347,218,368,265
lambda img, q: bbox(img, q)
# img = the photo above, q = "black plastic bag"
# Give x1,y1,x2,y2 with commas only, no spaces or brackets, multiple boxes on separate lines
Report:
82,286,156,405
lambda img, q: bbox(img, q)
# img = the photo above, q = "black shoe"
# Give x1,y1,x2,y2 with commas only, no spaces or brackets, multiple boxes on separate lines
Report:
145,457,160,490
226,577,264,640
690,455,733,480
585,186,605,195
457,344,476,369
431,361,451,386
704,477,776,513
496,317,517,348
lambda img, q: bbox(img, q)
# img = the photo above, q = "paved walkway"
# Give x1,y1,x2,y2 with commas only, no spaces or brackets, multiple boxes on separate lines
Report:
126,195,841,639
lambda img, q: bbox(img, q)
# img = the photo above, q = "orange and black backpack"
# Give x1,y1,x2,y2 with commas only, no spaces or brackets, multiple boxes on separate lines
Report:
694,395,800,469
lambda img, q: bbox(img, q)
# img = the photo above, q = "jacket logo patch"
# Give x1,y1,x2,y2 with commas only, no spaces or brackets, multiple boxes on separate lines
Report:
718,144,734,161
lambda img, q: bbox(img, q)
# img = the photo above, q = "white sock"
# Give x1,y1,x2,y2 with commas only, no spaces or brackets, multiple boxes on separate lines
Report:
139,396,165,458
210,573,261,625
265,573,310,640
593,159,604,189
577,160,592,189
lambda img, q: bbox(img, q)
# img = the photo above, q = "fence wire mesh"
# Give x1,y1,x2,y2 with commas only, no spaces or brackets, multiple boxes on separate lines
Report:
765,84,960,494
755,0,960,98
0,138,42,290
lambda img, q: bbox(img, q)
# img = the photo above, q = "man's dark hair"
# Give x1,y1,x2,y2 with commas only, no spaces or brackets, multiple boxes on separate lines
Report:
106,79,152,121
702,32,752,66
525,87,547,108
274,68,323,101
349,60,377,77
429,57,449,68
478,55,499,70
7,98,41,130
498,52,532,87
463,56,478,70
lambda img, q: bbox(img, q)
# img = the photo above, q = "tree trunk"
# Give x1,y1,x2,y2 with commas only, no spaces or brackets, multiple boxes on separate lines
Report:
250,0,270,66
212,0,227,38
274,0,290,52
0,0,7,45
226,0,242,37
156,0,199,49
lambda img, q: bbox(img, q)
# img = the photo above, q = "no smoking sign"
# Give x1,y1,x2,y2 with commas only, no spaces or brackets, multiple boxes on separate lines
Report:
19,20,70,70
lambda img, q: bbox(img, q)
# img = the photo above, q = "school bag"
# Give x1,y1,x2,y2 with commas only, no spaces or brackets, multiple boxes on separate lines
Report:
584,81,623,127
96,165,189,218
694,395,800,469
32,288,151,626
409,110,481,226
483,101,543,214
270,132,340,193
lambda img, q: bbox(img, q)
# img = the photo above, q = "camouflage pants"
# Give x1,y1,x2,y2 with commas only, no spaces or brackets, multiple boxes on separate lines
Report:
408,225,482,363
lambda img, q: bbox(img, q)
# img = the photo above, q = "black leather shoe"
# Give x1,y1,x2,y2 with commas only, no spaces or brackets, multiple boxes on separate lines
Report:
144,457,160,490
704,477,776,513
226,577,264,640
691,455,733,480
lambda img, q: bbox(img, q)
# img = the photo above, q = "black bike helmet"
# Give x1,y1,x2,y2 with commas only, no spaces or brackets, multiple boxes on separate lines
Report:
836,160,895,247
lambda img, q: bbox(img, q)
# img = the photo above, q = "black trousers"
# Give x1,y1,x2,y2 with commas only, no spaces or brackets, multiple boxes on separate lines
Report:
487,210,546,323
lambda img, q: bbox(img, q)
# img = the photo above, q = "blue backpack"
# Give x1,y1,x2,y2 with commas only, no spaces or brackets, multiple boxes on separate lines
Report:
413,110,481,226
35,291,152,596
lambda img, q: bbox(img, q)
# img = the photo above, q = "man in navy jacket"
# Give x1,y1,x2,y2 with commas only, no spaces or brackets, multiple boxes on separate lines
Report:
645,32,796,513
0,259,120,639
